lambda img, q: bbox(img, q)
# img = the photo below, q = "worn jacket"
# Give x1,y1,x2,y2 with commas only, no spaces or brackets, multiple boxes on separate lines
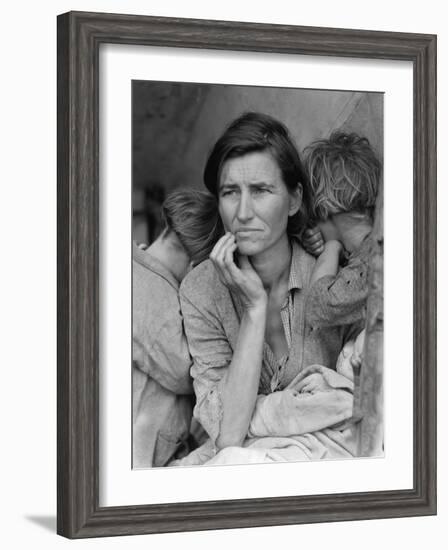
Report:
305,235,372,327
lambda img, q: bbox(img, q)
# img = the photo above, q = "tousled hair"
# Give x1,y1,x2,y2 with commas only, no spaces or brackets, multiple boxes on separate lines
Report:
203,112,311,236
162,189,223,266
304,130,381,221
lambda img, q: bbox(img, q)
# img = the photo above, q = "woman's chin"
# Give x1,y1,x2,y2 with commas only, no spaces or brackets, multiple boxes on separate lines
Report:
236,242,264,256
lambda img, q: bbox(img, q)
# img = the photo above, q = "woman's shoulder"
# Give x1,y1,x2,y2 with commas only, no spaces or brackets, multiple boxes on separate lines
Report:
180,259,240,338
180,259,227,303
289,237,316,287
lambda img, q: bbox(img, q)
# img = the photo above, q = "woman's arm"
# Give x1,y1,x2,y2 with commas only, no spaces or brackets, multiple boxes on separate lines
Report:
216,302,267,448
209,233,268,449
248,365,354,438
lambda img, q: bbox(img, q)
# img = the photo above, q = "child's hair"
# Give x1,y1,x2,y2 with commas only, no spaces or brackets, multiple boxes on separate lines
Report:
304,130,381,220
161,189,223,266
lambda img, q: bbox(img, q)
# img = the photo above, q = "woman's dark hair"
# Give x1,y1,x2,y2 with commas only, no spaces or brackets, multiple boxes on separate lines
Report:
203,112,311,236
162,189,223,266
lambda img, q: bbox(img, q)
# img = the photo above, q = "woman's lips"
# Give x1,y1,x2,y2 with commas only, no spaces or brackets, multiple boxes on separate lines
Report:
234,229,262,241
234,228,261,234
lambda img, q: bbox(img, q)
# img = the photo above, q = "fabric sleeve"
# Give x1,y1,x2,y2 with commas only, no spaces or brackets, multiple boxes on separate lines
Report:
305,253,369,328
133,276,193,395
180,290,233,446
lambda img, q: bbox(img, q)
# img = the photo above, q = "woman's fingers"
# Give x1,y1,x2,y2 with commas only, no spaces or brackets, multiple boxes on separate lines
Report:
210,232,234,268
211,238,266,307
221,241,239,284
211,233,240,287
210,232,234,262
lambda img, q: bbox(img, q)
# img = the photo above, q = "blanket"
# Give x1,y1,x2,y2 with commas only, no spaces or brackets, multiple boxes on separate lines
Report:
173,364,358,466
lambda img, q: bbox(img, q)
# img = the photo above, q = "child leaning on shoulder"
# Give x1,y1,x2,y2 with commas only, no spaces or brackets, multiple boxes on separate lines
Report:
302,130,381,331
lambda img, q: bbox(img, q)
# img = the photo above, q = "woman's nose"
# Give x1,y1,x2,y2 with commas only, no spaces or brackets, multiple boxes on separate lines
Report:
236,192,254,222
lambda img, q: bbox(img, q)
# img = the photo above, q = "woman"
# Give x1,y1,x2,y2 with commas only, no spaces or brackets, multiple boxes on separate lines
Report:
180,113,359,456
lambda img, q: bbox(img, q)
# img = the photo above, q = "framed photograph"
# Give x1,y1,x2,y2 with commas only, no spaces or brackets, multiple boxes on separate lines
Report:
57,10,437,538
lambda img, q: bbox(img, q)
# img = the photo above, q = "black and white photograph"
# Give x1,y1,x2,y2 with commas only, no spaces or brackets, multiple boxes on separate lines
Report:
132,80,384,469
2,0,442,544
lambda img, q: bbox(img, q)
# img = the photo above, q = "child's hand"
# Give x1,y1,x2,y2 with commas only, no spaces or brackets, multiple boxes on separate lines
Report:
303,227,325,257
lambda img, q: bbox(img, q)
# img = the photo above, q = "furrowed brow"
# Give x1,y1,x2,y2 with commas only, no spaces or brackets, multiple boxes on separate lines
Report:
249,182,275,189
219,182,239,191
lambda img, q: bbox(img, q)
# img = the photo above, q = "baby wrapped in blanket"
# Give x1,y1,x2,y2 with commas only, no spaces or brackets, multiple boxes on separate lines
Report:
173,331,365,466
247,330,364,438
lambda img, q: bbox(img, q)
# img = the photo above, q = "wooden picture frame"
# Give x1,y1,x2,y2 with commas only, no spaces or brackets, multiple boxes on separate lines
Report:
57,10,437,538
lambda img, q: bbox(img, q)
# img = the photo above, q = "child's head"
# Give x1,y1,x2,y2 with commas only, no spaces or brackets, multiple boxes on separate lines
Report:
304,131,381,221
161,189,223,267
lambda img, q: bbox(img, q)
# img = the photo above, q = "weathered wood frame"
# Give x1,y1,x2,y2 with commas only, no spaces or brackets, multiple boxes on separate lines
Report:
57,11,437,538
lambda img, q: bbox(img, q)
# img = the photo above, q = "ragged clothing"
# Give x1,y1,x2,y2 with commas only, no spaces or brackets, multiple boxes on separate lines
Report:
133,243,193,468
305,235,372,328
179,238,360,447
173,364,358,467
248,364,354,438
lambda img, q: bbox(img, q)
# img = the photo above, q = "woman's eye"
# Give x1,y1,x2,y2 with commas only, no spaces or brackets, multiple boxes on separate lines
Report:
220,189,235,197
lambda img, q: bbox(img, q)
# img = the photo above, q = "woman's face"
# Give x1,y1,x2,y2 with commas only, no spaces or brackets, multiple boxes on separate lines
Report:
217,150,301,257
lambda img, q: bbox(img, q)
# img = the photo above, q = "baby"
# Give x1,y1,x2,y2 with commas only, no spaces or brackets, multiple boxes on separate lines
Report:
247,329,366,438
303,130,381,329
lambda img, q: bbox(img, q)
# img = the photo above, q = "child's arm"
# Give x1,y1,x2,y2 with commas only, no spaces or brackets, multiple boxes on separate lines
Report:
306,239,370,328
310,240,344,285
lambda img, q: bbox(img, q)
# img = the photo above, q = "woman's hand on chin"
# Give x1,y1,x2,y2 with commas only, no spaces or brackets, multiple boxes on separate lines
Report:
210,232,267,311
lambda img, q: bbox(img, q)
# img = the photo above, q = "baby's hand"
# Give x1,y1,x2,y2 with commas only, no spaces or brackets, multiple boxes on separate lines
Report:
293,372,333,394
303,227,324,257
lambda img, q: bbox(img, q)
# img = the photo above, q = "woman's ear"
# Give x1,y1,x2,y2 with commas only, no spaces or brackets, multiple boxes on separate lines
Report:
288,184,303,217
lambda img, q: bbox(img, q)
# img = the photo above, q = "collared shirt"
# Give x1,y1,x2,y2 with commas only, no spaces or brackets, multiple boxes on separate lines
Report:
261,244,302,394
180,239,359,445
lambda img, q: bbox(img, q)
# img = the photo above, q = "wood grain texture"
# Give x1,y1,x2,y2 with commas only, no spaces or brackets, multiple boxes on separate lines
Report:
356,180,384,456
57,10,437,538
